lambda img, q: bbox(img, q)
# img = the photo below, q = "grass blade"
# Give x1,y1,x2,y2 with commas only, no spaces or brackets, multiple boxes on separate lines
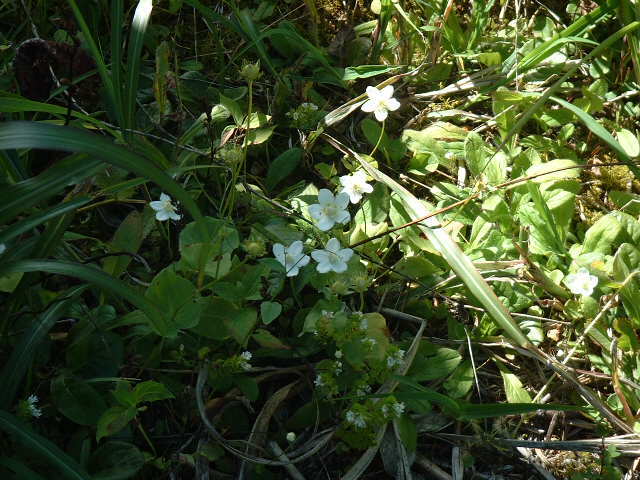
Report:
67,0,122,127
111,0,124,124
0,197,91,245
0,121,202,222
550,96,640,177
0,286,87,409
0,260,169,336
0,410,90,480
125,0,153,133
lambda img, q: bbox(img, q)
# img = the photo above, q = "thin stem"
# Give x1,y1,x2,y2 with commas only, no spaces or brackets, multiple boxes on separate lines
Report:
369,120,385,157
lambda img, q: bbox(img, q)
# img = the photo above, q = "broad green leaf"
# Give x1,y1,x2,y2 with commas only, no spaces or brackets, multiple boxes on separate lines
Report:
409,344,461,381
252,328,289,349
260,301,282,324
103,210,154,278
498,364,532,403
132,381,174,404
582,214,624,255
617,128,640,157
343,65,402,80
613,243,640,328
443,360,474,399
96,406,137,442
0,410,90,480
51,376,107,426
265,148,303,191
145,268,202,334
90,442,144,480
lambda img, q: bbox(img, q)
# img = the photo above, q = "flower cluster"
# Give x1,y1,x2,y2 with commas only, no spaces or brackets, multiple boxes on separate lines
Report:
386,348,405,369
19,394,42,419
287,102,323,130
238,351,252,371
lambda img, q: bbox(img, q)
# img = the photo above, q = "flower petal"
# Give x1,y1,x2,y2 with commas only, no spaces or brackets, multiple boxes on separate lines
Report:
335,192,350,209
316,216,335,231
379,85,394,99
335,210,351,225
326,238,341,252
366,86,381,100
374,108,388,122
311,250,328,263
361,100,376,113
308,204,323,220
332,262,348,273
159,193,171,202
386,98,401,111
149,201,163,210
288,240,303,256
156,211,169,221
338,248,354,262
317,188,334,205
297,254,311,267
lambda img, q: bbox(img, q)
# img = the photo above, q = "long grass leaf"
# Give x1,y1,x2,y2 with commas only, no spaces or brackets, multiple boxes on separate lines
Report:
0,197,91,245
67,0,122,126
0,121,202,221
0,154,103,225
0,410,90,480
0,286,86,409
497,21,640,165
0,260,169,336
550,96,640,177
125,0,153,132
111,0,124,122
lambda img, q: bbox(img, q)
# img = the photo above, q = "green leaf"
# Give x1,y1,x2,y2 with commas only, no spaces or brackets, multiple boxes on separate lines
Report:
0,410,90,480
260,301,282,325
96,406,138,442
145,267,202,334
179,217,239,274
408,344,461,381
396,415,417,453
613,243,640,328
132,381,174,404
498,364,532,403
265,148,303,191
234,376,259,402
342,65,401,80
617,128,640,157
51,375,108,426
444,360,474,399
90,441,144,480
252,328,289,349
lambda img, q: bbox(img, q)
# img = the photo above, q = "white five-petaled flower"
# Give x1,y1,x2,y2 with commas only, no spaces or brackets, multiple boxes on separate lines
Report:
149,193,182,221
346,410,367,429
286,432,296,443
273,241,310,277
311,238,354,273
26,394,42,418
339,170,374,204
361,85,401,122
564,268,598,296
308,189,350,231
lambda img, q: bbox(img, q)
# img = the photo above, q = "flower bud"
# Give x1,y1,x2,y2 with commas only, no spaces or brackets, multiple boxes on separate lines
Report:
240,60,261,82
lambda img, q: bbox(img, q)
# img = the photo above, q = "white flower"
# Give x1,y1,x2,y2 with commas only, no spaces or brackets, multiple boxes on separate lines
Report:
238,351,252,371
335,350,343,359
314,374,325,387
392,402,405,417
386,349,405,368
359,317,368,330
339,170,374,204
311,238,354,273
0,243,5,255
27,394,42,418
308,189,351,231
356,384,371,396
149,193,182,221
273,241,310,277
361,85,401,122
345,410,367,429
564,268,598,296
334,361,343,375
286,432,296,443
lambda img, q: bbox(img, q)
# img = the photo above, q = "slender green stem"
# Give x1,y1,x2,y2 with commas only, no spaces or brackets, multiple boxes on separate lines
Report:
369,120,385,157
